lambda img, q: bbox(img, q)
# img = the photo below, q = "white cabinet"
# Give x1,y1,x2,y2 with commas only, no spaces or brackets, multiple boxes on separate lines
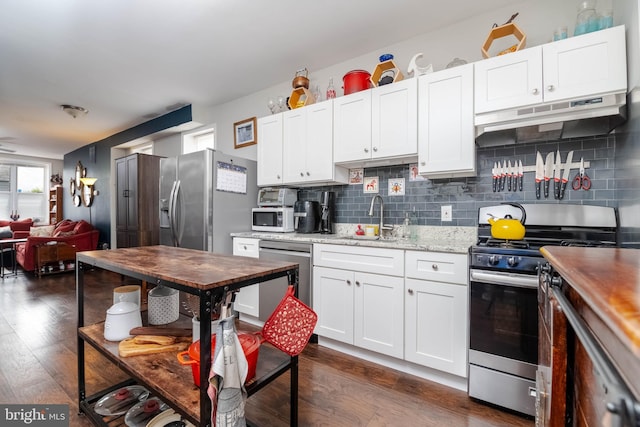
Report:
474,25,626,114
232,237,260,317
313,244,404,358
257,114,283,187
404,251,468,377
333,90,372,164
542,25,626,103
417,63,476,178
282,100,348,185
371,78,418,161
334,79,417,166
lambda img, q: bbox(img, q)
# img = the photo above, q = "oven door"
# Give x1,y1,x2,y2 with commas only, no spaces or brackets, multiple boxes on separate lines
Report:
469,269,539,377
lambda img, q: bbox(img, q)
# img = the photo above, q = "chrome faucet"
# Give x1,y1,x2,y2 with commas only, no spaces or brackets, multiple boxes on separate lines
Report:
368,195,394,235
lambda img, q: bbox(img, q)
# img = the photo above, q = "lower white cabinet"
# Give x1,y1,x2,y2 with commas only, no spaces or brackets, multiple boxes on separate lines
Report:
313,244,405,358
313,266,404,358
312,244,470,381
404,277,468,376
232,237,260,317
405,250,468,377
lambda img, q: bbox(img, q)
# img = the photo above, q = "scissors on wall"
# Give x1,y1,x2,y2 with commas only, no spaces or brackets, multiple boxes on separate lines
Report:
572,158,591,191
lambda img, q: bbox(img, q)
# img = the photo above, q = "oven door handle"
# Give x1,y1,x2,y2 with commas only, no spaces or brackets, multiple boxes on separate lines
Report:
470,269,539,289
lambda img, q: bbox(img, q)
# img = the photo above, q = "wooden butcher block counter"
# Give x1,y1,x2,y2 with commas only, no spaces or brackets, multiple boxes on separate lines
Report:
76,244,299,291
76,245,301,427
540,247,640,426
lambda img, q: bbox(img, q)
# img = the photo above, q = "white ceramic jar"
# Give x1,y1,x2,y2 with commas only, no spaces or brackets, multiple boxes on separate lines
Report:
104,302,142,341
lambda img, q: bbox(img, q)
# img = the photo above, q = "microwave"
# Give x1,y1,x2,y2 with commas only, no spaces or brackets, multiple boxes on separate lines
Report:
252,207,294,232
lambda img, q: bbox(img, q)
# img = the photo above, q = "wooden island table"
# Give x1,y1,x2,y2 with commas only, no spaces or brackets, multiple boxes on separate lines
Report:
76,245,300,427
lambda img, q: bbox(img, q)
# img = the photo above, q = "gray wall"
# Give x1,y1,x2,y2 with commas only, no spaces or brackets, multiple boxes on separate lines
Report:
299,131,636,241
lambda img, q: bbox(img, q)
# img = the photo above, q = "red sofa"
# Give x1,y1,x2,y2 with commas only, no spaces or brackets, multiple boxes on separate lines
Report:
15,219,99,272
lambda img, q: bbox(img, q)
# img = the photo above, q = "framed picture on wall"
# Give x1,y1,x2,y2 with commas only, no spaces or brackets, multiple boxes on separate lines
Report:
233,117,257,149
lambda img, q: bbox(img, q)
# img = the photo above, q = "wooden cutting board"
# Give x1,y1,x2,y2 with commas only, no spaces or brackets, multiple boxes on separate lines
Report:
118,335,191,357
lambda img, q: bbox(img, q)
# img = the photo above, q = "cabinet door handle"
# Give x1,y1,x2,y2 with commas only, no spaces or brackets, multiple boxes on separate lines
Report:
364,148,369,153
243,245,247,250
306,172,310,176
300,172,304,177
373,147,378,152
346,279,351,285
420,161,426,166
532,88,539,95
408,289,414,295
277,174,281,179
547,85,555,92
432,264,438,270
355,281,360,286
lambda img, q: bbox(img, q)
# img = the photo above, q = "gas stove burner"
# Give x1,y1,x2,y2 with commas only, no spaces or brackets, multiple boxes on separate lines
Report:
483,238,530,249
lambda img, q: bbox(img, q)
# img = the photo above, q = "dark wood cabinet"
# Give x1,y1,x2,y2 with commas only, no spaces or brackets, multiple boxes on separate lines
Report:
115,153,162,248
539,248,640,427
35,242,76,277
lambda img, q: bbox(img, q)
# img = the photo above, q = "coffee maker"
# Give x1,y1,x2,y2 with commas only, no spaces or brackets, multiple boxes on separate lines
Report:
319,191,335,234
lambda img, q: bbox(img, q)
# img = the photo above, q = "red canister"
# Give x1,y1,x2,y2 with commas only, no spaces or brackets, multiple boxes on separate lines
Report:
342,70,372,95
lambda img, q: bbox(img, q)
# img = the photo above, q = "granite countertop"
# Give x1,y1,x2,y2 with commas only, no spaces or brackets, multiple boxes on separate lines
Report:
232,224,477,254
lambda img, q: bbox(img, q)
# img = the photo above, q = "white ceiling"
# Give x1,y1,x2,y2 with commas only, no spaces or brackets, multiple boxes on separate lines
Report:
0,0,519,159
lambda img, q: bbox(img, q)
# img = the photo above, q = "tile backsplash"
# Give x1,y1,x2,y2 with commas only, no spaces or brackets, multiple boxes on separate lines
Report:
298,134,616,227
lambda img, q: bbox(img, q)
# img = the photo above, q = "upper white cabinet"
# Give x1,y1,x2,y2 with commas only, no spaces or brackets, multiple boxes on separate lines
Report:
371,78,418,161
257,114,283,187
333,90,372,163
418,63,476,178
282,100,348,185
334,79,417,166
474,25,626,114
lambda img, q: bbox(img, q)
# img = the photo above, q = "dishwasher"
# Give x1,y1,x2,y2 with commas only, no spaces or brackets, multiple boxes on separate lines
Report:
258,240,312,322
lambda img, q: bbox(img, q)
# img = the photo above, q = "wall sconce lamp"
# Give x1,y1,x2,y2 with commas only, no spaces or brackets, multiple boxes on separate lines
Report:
79,177,98,207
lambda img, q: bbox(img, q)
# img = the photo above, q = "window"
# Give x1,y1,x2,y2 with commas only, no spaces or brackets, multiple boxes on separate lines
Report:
183,126,215,154
0,161,49,223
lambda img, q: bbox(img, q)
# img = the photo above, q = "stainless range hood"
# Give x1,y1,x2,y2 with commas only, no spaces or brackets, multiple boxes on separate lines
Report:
475,92,627,146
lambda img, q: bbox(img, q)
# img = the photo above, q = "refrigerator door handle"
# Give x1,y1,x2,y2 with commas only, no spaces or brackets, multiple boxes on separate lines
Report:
168,180,178,247
172,180,182,247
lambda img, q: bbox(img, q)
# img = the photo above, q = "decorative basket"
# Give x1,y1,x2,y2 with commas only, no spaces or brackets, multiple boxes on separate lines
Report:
261,286,318,356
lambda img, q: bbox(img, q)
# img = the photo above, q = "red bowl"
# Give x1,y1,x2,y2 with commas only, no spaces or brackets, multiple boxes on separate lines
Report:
177,332,261,387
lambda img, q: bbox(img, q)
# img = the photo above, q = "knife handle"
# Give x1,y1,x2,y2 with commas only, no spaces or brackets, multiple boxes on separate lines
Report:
493,177,497,192
554,180,560,199
560,181,567,200
507,176,512,191
519,175,523,192
544,179,550,198
500,176,505,191
536,181,541,199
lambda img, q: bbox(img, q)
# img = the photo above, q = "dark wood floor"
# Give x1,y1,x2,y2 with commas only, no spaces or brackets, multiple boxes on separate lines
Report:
0,267,534,426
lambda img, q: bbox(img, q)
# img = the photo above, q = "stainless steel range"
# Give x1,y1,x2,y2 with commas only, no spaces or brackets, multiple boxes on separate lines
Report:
467,203,617,416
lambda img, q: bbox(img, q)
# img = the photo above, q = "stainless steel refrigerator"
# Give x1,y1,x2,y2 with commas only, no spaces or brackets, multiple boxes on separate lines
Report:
159,149,257,254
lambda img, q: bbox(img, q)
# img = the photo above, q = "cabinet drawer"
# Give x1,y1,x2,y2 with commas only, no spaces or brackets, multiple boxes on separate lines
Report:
405,251,467,285
233,238,260,258
314,243,403,276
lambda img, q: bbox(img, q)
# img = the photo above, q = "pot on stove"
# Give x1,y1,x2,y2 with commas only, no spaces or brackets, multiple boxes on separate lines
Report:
487,202,526,240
